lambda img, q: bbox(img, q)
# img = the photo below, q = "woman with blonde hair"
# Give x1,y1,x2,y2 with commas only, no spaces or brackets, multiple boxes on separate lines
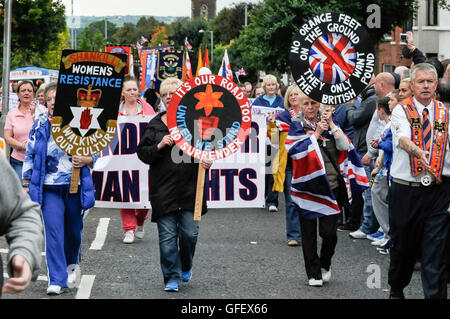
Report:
268,84,304,246
252,74,284,109
4,80,38,179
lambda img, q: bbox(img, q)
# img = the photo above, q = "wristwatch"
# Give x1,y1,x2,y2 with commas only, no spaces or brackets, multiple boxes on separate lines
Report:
330,126,339,134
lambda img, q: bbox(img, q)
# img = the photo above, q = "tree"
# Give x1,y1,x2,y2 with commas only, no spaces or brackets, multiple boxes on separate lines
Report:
167,17,208,50
0,0,66,69
113,22,138,45
235,0,420,76
208,2,259,45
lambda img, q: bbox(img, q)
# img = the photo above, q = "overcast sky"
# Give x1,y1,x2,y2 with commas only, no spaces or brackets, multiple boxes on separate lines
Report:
60,0,261,17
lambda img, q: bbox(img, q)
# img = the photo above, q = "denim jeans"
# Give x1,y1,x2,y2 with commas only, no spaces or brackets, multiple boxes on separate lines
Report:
358,156,379,235
265,173,279,208
156,210,199,284
284,168,301,241
10,157,23,181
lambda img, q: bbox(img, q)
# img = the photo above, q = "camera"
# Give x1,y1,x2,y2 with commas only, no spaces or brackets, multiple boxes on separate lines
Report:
400,33,408,42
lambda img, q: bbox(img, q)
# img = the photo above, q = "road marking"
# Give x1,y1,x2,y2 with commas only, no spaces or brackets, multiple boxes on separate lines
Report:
89,217,110,250
75,275,96,299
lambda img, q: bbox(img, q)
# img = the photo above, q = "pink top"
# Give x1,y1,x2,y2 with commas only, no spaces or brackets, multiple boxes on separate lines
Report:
118,97,156,116
4,106,35,162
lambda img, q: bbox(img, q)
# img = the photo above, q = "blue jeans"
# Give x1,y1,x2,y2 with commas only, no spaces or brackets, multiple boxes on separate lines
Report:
358,160,379,234
265,173,279,208
10,157,23,181
285,168,301,241
156,210,199,284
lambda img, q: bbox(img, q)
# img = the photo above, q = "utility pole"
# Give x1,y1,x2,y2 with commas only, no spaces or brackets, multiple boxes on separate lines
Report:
244,3,248,26
2,0,12,116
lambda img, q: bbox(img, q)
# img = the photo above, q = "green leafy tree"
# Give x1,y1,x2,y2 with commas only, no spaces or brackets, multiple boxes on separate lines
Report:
209,2,259,45
113,22,138,45
235,0,420,76
167,17,208,50
0,0,66,69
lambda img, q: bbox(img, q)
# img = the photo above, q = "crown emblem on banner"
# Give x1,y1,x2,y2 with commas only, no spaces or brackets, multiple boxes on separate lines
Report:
77,85,102,107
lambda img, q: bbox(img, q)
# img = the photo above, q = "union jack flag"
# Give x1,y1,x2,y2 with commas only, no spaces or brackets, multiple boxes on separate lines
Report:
309,33,356,84
218,49,233,81
140,36,149,44
184,37,193,51
284,116,368,219
235,67,246,78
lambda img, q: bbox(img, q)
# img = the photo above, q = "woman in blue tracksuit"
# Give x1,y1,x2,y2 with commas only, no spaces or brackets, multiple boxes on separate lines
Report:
22,83,98,295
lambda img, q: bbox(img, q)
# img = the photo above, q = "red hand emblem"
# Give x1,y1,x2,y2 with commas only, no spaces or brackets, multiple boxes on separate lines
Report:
80,108,93,129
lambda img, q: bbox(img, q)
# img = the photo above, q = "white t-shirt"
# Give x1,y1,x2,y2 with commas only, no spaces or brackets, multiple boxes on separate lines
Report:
390,98,450,182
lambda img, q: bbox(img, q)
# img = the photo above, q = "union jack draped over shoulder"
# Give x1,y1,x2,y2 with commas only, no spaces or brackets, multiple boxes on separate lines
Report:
280,112,368,219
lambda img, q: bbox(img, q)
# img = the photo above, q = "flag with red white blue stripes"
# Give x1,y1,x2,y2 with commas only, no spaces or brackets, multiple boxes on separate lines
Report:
309,33,356,84
184,37,193,51
284,115,368,219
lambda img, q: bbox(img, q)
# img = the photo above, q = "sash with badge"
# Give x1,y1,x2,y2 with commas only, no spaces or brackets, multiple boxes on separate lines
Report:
400,97,449,185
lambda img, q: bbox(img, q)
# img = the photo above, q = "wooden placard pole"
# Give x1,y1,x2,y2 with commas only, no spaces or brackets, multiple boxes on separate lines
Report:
194,165,206,221
70,166,80,194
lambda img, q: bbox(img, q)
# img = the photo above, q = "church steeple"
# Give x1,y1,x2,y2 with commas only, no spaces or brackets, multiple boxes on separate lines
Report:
191,0,216,20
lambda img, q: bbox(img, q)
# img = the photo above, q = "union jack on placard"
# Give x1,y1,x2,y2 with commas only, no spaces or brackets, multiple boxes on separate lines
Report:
309,33,356,84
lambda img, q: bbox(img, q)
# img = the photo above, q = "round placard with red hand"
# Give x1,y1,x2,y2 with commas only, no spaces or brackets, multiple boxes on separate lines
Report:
167,75,252,161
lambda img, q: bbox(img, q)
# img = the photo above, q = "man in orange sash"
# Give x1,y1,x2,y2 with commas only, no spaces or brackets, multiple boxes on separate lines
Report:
389,63,450,299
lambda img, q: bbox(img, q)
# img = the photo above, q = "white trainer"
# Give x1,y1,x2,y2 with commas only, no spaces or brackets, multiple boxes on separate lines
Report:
135,225,145,239
371,237,389,247
349,230,367,239
308,278,323,287
268,205,278,213
321,268,331,283
47,285,63,295
123,230,135,244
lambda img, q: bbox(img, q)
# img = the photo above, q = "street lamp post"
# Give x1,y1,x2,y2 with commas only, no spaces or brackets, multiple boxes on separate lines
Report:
199,29,213,65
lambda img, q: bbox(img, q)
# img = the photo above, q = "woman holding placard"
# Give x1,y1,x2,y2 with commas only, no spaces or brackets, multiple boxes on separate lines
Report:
22,82,98,295
137,77,212,292
118,76,156,244
284,95,368,287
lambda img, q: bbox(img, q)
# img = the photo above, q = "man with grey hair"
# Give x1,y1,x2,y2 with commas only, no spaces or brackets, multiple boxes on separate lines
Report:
389,63,450,299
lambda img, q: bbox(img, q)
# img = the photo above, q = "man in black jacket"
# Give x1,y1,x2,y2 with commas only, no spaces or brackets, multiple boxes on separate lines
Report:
338,79,378,231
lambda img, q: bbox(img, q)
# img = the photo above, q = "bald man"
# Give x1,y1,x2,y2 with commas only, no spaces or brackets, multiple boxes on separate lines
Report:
374,72,396,99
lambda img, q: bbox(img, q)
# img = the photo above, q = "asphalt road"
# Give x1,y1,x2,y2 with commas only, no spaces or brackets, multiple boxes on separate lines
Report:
2,195,432,303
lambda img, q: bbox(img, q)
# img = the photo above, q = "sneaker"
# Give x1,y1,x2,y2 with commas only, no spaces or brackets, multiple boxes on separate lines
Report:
321,268,331,283
378,248,390,255
371,237,389,247
366,230,384,241
182,269,192,282
349,229,367,239
337,222,359,232
413,262,421,271
268,205,278,213
164,282,179,292
287,239,301,246
308,278,323,287
47,285,63,295
123,230,135,244
135,225,145,239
